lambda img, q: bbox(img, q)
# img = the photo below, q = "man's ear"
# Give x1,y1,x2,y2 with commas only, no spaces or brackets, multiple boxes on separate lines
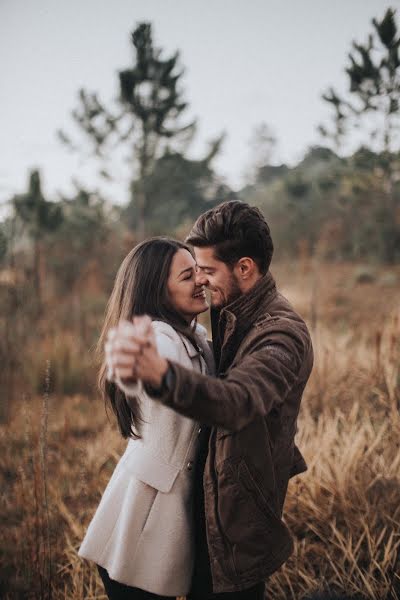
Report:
235,257,256,279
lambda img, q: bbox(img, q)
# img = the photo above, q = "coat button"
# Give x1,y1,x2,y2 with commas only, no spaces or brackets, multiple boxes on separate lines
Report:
187,461,193,470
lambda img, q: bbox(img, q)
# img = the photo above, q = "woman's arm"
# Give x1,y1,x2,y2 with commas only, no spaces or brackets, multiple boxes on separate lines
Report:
112,321,180,398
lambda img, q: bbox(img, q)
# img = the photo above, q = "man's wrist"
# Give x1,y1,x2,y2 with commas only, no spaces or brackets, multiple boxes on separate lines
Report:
144,362,175,398
152,358,169,387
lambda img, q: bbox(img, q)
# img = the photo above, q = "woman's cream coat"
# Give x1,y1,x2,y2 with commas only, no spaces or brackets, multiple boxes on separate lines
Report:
78,321,214,596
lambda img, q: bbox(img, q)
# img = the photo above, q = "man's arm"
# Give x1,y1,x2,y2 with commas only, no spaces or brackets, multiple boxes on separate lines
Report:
150,333,308,431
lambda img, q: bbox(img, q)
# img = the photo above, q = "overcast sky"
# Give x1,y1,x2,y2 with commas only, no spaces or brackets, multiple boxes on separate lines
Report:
1,0,398,211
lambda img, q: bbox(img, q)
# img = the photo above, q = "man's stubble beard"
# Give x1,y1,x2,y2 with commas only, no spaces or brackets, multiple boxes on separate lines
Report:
225,272,242,305
211,272,242,308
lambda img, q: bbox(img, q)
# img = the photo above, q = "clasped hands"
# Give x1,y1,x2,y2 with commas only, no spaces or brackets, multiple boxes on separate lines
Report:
105,316,168,389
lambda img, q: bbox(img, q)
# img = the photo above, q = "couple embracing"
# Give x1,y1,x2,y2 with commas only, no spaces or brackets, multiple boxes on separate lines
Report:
78,200,314,600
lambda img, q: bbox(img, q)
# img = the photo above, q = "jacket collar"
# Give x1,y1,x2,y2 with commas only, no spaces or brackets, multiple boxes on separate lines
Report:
180,336,200,358
211,271,277,370
220,270,277,331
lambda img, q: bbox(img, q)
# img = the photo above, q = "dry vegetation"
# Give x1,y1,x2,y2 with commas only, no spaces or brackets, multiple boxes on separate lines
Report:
1,261,399,599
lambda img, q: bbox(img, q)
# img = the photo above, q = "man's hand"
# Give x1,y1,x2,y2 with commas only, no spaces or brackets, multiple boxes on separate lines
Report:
105,316,168,388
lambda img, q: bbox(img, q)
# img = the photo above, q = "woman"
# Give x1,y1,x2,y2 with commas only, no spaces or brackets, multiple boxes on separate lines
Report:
78,237,214,599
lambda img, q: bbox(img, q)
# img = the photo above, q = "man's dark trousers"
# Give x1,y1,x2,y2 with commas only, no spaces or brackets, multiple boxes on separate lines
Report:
188,424,265,600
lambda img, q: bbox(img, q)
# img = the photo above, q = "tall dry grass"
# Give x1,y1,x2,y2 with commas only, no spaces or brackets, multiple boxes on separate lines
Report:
1,262,399,599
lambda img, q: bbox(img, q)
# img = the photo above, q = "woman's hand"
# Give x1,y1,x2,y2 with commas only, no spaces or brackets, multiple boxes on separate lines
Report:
105,316,168,388
105,316,150,384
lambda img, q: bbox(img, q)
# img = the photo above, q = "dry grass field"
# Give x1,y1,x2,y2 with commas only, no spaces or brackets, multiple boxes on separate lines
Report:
1,260,399,599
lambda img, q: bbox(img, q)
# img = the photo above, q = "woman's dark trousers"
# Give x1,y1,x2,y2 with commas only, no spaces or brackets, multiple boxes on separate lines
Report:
97,565,176,600
98,564,265,600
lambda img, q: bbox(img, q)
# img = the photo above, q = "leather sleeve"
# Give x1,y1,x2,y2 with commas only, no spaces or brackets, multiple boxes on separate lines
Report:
157,327,312,431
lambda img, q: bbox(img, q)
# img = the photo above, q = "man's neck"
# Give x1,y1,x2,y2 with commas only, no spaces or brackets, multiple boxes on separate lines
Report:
238,272,263,296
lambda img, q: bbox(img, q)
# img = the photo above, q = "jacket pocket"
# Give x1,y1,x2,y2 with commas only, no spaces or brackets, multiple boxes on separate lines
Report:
237,459,273,519
217,457,292,575
120,446,180,493
217,457,273,539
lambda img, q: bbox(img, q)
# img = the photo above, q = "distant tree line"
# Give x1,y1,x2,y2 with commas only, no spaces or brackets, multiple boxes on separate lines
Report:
245,7,400,264
243,145,400,263
0,9,400,409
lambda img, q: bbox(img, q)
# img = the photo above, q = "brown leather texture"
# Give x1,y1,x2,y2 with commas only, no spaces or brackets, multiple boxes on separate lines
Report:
161,272,314,593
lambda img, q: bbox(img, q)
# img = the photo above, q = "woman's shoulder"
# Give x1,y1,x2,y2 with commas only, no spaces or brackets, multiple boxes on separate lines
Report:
152,319,207,341
151,320,187,362
151,320,180,337
194,322,208,340
151,320,207,363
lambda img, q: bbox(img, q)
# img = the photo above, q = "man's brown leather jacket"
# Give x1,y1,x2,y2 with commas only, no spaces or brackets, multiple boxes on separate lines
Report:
158,271,314,593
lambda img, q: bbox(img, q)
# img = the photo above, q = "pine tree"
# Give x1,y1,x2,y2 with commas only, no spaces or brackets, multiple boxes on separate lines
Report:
319,8,400,153
12,170,63,312
58,22,196,239
318,7,400,263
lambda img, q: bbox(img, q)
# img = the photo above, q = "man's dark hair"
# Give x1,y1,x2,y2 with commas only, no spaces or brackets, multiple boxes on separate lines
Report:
186,200,274,274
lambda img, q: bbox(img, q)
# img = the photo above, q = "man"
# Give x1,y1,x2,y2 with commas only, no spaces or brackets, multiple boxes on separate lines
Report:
106,201,314,599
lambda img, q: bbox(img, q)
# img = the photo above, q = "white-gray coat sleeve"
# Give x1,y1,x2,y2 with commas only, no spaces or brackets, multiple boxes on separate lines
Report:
114,322,181,398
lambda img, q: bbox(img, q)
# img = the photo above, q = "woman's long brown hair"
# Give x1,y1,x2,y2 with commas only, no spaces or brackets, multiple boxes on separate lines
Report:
95,237,198,439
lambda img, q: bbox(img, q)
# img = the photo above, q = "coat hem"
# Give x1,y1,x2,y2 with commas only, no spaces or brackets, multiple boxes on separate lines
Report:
82,555,191,597
210,539,293,594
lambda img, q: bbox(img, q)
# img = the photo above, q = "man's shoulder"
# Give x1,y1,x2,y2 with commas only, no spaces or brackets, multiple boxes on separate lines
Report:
253,292,306,328
244,291,312,353
233,297,313,374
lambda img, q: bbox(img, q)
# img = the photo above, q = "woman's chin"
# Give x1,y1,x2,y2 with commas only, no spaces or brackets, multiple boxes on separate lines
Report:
199,303,209,314
179,300,209,321
191,300,209,315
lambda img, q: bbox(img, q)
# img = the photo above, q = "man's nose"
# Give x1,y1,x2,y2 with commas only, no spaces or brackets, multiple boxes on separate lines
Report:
195,270,208,286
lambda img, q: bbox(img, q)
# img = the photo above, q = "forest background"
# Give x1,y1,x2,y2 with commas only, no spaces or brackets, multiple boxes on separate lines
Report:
1,3,400,599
